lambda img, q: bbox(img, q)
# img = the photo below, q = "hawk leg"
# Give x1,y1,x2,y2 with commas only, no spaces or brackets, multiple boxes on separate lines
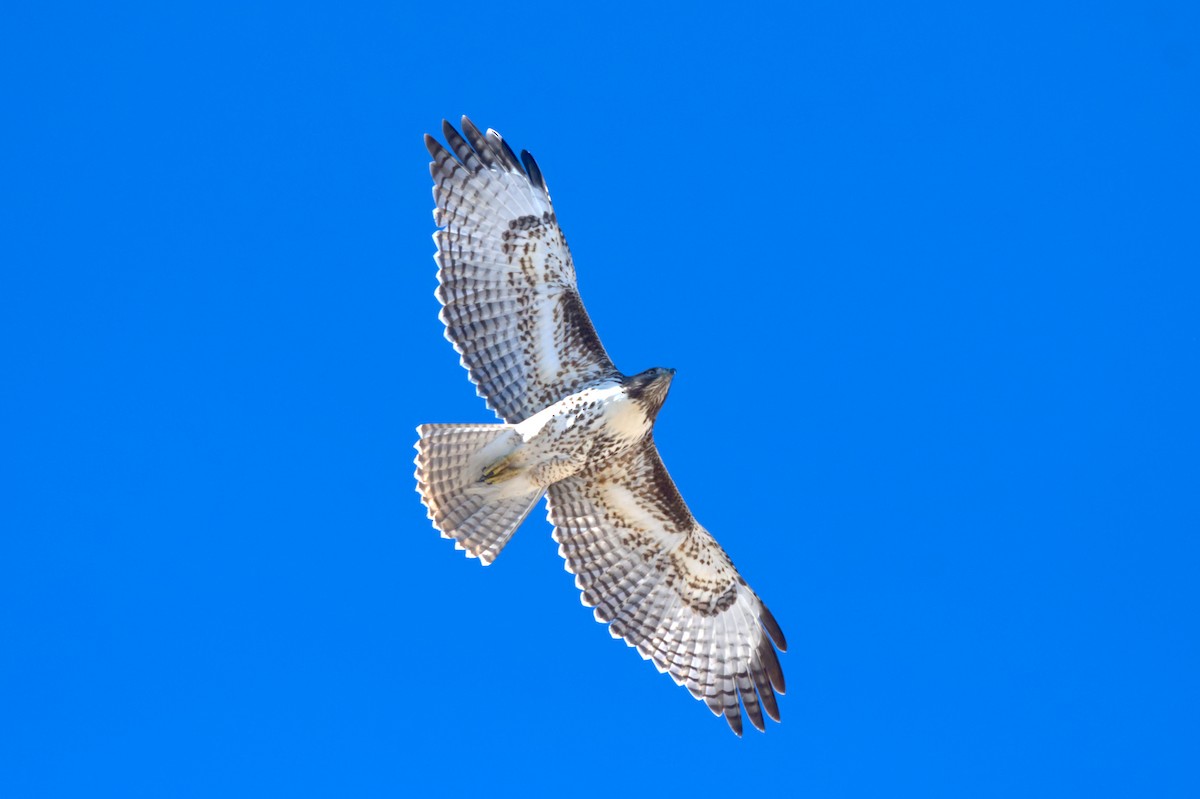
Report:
481,454,521,485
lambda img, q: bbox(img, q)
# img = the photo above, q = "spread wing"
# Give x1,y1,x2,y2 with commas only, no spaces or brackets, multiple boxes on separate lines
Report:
426,118,620,424
546,437,787,735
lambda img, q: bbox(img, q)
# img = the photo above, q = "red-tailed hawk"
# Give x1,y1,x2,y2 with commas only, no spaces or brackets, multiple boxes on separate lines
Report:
414,118,786,735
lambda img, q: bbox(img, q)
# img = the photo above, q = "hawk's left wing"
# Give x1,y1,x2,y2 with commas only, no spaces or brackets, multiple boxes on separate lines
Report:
426,118,620,424
546,437,787,734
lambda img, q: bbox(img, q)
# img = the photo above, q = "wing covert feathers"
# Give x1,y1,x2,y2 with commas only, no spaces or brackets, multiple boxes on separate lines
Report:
546,437,787,735
427,117,618,424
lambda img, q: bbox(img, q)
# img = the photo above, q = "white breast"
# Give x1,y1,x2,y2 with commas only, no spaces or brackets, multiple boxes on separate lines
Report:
513,382,648,455
598,387,650,441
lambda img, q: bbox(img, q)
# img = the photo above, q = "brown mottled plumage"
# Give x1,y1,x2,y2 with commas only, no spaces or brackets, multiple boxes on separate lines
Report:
415,118,786,735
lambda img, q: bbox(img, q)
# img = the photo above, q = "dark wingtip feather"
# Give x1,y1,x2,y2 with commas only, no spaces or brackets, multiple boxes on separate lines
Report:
759,680,781,722
742,687,766,733
488,129,523,172
754,636,785,715
724,704,744,737
757,633,786,694
459,115,482,140
425,132,457,164
760,602,787,652
520,149,548,193
459,116,498,169
441,119,478,169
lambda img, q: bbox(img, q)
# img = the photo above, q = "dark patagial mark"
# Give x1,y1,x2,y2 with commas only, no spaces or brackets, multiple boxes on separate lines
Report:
644,445,693,533
557,290,612,371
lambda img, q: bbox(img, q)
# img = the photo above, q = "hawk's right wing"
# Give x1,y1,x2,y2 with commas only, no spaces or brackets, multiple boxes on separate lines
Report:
546,437,787,735
427,118,619,424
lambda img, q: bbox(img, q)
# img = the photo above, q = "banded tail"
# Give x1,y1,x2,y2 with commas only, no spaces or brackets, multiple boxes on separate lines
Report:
414,423,544,565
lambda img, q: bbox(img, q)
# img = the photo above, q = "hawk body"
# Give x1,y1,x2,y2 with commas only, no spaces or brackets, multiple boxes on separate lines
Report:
433,372,667,502
415,118,787,735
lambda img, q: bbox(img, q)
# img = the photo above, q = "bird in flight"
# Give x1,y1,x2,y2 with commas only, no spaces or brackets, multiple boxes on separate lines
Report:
415,118,786,735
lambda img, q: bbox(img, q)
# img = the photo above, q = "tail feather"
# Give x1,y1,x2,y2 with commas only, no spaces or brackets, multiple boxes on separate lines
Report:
414,423,544,565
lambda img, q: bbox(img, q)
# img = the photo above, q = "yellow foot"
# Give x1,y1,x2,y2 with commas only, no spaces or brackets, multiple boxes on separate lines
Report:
481,454,520,485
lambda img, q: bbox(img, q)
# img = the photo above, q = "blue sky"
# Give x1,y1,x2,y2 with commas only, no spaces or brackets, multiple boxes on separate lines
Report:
3,1,1198,796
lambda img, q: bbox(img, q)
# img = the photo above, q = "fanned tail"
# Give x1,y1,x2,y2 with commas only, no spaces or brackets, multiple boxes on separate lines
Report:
414,423,544,565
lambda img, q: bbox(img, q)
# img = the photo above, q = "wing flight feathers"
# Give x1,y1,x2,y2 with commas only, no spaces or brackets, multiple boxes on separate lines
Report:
428,118,618,423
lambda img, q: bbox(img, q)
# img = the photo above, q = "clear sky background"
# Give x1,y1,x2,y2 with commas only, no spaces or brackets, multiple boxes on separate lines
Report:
3,1,1198,796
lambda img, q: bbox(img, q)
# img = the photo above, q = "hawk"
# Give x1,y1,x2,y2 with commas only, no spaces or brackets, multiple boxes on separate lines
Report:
414,118,787,735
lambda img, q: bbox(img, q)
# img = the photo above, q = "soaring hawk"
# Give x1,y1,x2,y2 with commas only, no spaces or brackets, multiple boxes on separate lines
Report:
414,118,787,735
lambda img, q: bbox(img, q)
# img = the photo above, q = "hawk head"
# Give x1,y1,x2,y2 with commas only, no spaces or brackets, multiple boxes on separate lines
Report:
625,367,675,421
